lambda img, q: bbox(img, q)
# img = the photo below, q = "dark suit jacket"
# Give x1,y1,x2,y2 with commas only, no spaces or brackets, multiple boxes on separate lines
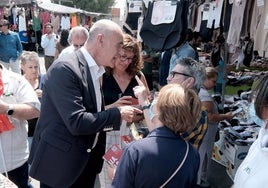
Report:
29,50,121,187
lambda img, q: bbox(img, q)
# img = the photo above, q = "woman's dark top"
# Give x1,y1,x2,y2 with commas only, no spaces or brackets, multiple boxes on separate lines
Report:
102,73,139,105
28,74,44,137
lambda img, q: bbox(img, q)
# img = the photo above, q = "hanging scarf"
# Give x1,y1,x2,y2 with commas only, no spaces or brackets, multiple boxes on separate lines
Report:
0,71,14,133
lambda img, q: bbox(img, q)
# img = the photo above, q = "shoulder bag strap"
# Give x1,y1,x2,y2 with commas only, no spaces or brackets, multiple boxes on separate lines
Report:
159,141,189,188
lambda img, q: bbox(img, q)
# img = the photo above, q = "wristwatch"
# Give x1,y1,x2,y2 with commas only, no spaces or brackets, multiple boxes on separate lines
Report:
6,105,14,116
142,103,151,111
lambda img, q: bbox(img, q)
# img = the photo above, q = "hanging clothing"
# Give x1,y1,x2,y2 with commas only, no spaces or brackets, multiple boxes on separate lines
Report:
254,0,268,53
60,15,71,30
51,13,60,34
222,0,233,32
18,10,27,32
70,14,77,28
250,0,264,40
40,10,51,34
140,0,189,51
207,0,224,29
240,0,255,38
226,0,247,47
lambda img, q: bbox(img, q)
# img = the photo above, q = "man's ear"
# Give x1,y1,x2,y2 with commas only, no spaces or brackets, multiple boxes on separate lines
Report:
185,77,195,89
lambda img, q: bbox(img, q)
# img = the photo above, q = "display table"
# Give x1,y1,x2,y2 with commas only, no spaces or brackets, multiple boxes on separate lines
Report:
212,121,260,180
212,99,261,180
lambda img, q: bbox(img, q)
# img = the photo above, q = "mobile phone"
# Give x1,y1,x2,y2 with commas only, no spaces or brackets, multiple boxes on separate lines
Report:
131,97,139,105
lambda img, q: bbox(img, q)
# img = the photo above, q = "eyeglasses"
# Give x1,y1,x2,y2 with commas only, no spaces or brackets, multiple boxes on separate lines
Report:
169,71,192,78
118,54,134,63
73,44,84,48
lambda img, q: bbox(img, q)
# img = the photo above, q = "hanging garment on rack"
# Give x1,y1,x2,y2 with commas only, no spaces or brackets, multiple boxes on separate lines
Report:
140,0,189,51
123,0,142,36
249,0,264,41
254,0,268,53
207,0,224,29
226,0,247,47
60,14,71,30
51,13,60,34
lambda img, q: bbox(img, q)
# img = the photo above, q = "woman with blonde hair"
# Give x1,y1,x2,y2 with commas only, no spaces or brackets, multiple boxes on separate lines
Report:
20,51,44,142
112,81,201,187
197,66,233,186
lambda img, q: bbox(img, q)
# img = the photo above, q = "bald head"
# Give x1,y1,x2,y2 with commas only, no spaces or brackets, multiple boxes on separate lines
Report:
68,26,89,46
85,19,123,68
87,19,123,43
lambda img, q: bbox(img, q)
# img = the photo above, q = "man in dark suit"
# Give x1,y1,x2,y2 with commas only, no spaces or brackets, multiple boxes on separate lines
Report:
29,19,142,188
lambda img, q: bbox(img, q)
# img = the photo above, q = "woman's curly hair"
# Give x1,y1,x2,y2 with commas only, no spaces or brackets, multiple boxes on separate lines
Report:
106,34,143,77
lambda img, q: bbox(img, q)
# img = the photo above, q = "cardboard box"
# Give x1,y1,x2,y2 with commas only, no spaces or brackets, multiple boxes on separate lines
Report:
212,130,228,166
212,142,228,166
223,137,250,180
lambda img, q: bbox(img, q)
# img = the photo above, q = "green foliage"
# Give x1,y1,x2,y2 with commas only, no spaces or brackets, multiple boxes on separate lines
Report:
72,0,115,13
225,85,251,95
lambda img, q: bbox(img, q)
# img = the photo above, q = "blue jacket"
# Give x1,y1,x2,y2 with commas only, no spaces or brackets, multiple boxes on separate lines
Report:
112,126,200,188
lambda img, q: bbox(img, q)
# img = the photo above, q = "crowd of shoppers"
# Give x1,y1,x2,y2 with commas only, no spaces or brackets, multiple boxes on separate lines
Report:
0,15,266,188
112,82,201,187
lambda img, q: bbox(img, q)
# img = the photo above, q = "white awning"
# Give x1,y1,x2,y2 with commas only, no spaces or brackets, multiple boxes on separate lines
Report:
37,1,105,16
37,1,82,14
0,0,31,6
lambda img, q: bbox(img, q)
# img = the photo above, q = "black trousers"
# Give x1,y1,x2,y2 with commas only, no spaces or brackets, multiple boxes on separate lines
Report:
5,162,32,188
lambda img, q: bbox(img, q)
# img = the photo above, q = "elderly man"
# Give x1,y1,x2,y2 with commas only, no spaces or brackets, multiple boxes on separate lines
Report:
140,57,207,149
29,19,141,188
58,26,89,58
167,57,207,149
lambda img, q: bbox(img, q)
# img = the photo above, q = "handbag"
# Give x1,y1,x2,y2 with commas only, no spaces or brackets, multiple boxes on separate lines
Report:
159,141,189,188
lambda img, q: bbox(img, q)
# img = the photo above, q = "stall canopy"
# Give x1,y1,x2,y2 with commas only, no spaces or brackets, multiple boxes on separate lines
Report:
0,0,31,6
37,1,82,14
37,0,103,16
0,0,105,17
